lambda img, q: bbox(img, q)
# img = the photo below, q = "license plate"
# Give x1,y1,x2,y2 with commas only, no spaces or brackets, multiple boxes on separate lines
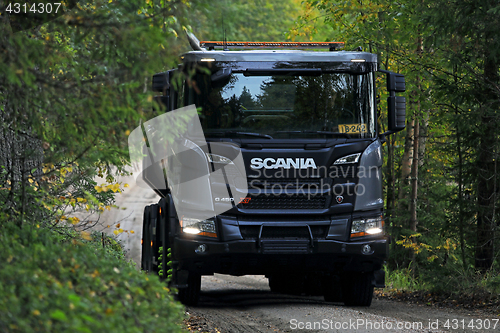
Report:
338,124,367,134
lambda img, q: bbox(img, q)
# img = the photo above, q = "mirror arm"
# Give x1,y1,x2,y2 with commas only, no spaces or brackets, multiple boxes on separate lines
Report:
379,130,396,144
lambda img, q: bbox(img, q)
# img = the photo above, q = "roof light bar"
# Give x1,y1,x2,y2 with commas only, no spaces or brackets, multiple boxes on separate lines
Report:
200,41,344,51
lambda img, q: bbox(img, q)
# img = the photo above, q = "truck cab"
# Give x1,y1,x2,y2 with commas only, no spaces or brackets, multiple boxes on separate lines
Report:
140,39,406,306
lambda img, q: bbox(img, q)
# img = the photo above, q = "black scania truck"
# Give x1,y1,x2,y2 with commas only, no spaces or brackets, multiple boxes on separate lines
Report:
140,38,406,306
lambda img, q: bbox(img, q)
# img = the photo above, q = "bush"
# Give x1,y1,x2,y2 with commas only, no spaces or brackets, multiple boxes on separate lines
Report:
0,221,184,333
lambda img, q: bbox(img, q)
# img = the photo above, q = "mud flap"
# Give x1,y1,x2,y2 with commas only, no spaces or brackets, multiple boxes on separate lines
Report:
173,269,189,289
373,269,385,288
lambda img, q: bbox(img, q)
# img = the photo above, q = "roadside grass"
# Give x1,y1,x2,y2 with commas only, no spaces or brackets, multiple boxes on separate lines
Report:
379,265,500,312
0,220,184,333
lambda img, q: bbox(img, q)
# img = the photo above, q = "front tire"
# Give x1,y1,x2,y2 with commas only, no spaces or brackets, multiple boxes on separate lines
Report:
141,204,159,273
342,272,374,306
141,205,153,271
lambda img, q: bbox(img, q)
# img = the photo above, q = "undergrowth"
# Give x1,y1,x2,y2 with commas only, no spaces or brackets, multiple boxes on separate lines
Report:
0,219,184,333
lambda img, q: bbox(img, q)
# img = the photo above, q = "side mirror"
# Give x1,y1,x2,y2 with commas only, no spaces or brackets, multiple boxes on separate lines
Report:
387,72,405,92
379,70,406,137
152,69,177,111
211,68,232,88
388,96,406,132
153,70,171,93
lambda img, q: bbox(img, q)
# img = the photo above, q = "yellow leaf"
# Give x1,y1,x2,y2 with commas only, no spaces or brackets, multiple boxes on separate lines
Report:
124,183,129,188
113,230,119,235
28,178,34,184
81,231,92,240
95,185,103,193
125,130,131,136
105,205,111,211
109,183,120,192
32,310,40,316
130,230,135,234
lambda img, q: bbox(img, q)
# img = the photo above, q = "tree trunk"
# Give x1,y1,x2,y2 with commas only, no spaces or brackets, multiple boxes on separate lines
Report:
475,56,499,272
397,116,414,215
409,119,419,233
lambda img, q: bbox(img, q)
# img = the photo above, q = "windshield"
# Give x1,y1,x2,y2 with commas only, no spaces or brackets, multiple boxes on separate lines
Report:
184,72,376,139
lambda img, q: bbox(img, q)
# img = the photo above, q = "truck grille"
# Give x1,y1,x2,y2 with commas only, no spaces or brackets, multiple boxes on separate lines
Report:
261,240,310,254
239,225,329,240
238,193,329,210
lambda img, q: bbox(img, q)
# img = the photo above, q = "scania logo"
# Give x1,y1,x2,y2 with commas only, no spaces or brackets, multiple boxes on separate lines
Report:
336,195,344,204
250,157,317,170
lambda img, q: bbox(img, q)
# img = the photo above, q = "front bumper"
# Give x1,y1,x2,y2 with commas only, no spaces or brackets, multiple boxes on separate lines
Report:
172,237,388,276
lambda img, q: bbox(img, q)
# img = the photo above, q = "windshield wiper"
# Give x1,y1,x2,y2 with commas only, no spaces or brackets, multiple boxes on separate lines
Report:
274,130,351,139
207,131,274,139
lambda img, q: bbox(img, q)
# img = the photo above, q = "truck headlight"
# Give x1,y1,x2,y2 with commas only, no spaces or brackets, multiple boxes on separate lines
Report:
180,216,217,238
333,153,360,165
350,215,384,238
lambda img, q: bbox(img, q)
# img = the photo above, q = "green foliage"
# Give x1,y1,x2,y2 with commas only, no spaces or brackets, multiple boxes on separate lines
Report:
0,220,184,333
385,265,424,292
0,0,192,230
187,0,301,42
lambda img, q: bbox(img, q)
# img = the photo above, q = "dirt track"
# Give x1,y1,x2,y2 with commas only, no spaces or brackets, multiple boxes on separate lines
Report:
96,175,496,333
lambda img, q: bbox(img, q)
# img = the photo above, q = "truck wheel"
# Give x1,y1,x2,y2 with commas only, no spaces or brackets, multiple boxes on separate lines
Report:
141,205,153,272
158,198,170,281
342,272,374,306
177,272,201,306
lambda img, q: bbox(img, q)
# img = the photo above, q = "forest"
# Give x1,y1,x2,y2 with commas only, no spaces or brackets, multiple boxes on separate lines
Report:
1,0,500,331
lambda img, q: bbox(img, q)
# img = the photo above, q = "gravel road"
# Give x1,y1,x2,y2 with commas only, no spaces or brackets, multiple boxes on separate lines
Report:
95,175,497,333
187,274,494,333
